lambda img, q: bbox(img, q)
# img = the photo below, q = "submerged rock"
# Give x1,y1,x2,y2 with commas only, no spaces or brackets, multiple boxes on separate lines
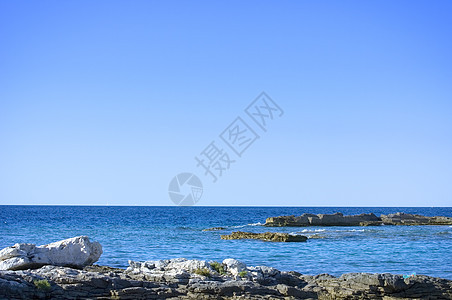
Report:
265,212,452,227
0,236,102,271
1,258,451,299
220,231,308,242
202,227,226,231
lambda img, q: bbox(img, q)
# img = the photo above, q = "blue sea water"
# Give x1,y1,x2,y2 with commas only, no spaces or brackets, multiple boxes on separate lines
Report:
1,206,451,279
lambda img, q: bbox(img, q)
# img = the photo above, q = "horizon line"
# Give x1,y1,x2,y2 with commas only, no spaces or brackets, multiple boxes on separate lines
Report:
0,204,450,208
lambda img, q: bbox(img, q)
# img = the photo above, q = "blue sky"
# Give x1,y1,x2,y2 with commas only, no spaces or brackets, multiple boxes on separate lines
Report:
1,0,451,206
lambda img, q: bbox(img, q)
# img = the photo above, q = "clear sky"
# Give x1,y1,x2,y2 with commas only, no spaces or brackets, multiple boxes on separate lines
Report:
1,0,451,206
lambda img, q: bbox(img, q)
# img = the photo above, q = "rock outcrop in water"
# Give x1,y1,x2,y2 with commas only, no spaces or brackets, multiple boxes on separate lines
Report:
202,227,226,231
1,258,451,299
0,236,102,271
220,231,308,242
380,212,452,225
265,212,452,227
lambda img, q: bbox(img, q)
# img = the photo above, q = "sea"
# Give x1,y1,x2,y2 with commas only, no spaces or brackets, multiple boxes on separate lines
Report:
1,206,451,279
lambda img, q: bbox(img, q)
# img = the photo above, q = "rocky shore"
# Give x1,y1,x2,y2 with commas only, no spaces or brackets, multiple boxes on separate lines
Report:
265,212,452,227
1,236,452,299
2,258,452,299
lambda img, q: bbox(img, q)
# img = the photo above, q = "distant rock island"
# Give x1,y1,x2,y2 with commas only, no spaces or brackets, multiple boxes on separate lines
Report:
265,212,452,227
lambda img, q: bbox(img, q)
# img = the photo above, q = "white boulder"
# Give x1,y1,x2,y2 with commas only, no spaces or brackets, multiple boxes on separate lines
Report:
0,236,102,270
222,258,247,276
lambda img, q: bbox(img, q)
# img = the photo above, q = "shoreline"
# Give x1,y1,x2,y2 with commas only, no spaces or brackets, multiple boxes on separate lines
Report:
2,258,452,299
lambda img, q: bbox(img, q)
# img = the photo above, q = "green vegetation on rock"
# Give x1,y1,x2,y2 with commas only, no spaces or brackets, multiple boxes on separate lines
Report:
34,279,51,291
210,261,226,275
194,268,211,277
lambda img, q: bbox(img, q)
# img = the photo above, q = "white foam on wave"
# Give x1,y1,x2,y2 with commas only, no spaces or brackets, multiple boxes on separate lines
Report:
329,229,375,233
248,222,263,226
230,225,247,229
229,222,263,229
299,229,326,233
289,231,320,237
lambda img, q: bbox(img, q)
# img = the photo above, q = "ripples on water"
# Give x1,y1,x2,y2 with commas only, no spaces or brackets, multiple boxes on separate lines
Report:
0,206,451,279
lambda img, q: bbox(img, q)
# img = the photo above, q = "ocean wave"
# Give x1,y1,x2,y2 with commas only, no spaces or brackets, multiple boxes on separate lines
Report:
294,228,378,235
229,224,247,229
332,229,375,233
228,222,263,229
298,229,326,233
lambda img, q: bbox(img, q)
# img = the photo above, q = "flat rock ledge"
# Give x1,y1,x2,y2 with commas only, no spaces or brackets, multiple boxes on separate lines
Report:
221,231,308,242
0,236,102,271
1,258,451,299
265,212,452,227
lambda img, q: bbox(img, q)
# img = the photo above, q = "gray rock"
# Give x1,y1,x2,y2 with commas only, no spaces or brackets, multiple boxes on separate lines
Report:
381,212,452,225
265,212,381,227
